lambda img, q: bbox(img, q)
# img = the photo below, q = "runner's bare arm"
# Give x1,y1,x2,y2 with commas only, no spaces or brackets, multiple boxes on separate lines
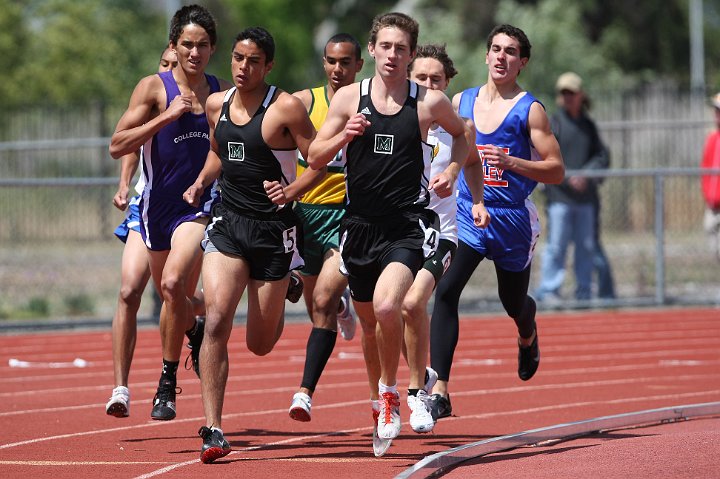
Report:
428,90,468,198
110,75,193,158
183,93,224,206
113,151,140,211
307,85,367,169
481,102,564,184
265,93,326,204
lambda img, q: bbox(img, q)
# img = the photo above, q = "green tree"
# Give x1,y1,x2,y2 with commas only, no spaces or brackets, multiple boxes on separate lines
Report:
214,0,420,92
0,2,29,108
494,0,625,98
11,0,165,107
4,0,719,109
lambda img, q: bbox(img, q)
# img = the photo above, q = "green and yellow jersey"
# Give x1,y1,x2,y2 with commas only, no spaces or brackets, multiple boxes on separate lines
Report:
297,86,346,205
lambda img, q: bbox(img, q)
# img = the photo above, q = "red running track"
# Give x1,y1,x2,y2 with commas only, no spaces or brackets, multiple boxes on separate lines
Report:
0,307,718,478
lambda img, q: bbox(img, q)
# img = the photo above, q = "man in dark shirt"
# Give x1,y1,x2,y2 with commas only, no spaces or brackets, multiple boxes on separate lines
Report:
535,72,610,302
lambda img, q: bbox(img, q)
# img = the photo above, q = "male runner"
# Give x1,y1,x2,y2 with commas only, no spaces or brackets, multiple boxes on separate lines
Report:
307,12,472,455
109,4,232,421
402,44,489,432
182,27,325,463
428,24,564,420
106,47,180,418
288,33,364,423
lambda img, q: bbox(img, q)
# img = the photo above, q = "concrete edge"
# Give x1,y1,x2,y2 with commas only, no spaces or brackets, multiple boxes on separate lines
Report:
394,401,720,479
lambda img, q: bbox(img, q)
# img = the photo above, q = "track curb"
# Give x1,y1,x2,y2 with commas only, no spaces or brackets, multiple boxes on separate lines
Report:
395,401,720,478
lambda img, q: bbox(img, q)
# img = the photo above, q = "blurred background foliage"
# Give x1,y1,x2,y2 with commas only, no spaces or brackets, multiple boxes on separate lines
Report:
2,0,719,108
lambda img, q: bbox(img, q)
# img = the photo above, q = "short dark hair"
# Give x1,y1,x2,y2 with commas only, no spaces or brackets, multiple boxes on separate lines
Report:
409,44,458,80
486,24,531,60
325,33,362,61
369,12,419,53
233,27,275,63
169,4,217,46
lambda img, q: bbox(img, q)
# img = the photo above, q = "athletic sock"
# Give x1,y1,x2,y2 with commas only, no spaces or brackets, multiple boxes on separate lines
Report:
299,327,337,392
378,382,397,395
160,359,179,385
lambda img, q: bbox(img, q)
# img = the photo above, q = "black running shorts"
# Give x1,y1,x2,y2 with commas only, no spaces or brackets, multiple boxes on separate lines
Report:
203,202,303,281
339,208,439,302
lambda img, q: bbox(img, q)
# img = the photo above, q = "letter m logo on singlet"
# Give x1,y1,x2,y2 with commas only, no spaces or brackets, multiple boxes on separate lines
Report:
477,145,510,187
374,134,394,155
228,142,245,162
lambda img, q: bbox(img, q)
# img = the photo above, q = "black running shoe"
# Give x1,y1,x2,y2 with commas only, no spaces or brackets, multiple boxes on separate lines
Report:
286,272,303,303
429,393,452,420
184,316,205,378
518,331,540,381
199,426,231,463
150,380,181,421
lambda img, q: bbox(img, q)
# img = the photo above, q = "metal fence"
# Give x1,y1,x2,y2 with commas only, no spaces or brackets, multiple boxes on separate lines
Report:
1,87,719,322
1,168,718,321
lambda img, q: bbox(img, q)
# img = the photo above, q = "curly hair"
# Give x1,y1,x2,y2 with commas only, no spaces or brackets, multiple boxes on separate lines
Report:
169,4,217,46
233,27,275,63
409,44,458,80
368,12,419,52
486,24,531,60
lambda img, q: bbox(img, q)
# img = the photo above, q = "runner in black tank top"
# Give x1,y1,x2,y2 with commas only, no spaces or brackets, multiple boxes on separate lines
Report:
306,13,472,452
340,76,437,302
181,27,324,464
345,78,430,217
214,85,297,216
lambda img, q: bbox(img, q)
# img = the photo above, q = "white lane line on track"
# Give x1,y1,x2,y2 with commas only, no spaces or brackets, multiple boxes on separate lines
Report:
2,378,718,451
396,401,720,479
2,360,719,415
0,366,369,397
0,353,365,383
3,331,717,360
2,318,718,363
1,342,717,388
131,421,377,479
0,461,172,466
131,389,720,479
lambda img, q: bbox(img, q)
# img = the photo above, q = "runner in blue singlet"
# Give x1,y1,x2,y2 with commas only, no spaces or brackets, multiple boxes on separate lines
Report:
428,24,565,420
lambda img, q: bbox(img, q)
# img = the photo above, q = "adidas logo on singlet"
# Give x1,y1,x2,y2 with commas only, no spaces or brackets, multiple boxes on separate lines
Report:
219,114,227,122
360,107,371,115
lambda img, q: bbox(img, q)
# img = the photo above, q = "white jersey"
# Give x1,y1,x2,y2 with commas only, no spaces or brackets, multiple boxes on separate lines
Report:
427,125,458,244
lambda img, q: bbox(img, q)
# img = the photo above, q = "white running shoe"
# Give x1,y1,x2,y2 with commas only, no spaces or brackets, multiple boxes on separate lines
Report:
337,288,356,341
377,391,401,439
288,392,312,422
106,386,130,418
408,390,435,433
372,408,392,457
423,367,438,394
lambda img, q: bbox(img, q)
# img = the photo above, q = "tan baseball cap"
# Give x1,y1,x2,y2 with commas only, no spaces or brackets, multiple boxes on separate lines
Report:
710,92,720,109
555,72,583,93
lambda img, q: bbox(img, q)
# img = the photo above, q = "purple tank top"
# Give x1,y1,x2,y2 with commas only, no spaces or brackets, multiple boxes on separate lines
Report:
141,70,221,205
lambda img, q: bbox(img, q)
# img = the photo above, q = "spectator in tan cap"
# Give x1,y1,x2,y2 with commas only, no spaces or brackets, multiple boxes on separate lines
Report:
535,71,612,303
701,93,720,260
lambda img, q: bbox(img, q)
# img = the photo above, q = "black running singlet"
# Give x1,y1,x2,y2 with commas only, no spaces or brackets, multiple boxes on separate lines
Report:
344,79,432,218
214,85,298,216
